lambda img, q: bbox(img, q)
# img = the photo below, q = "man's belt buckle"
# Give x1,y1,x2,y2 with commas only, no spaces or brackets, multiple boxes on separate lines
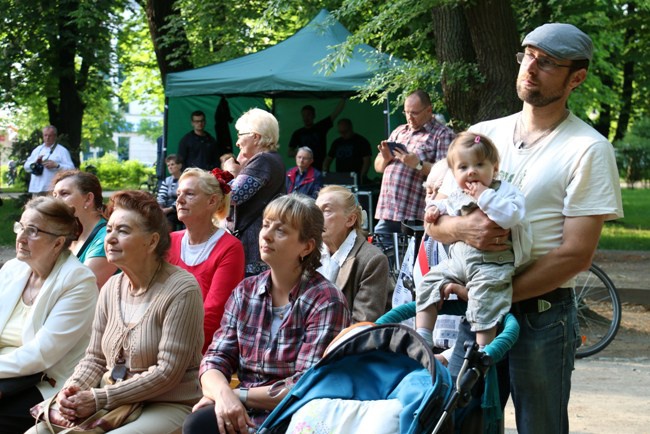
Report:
537,299,552,313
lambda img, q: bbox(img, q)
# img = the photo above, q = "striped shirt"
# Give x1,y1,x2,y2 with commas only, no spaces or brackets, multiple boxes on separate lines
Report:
376,119,454,222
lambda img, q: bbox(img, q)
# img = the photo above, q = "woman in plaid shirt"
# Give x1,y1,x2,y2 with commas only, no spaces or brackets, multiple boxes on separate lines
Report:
183,194,351,434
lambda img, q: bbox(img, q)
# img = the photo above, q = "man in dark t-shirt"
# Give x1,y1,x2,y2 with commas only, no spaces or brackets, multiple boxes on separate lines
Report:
323,118,372,183
178,110,221,170
288,99,346,171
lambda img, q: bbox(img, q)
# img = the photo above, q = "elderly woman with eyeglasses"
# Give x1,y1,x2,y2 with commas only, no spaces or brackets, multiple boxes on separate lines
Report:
0,197,97,434
222,108,286,277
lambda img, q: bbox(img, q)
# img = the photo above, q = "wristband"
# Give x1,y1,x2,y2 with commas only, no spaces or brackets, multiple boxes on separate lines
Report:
239,387,249,405
415,160,423,171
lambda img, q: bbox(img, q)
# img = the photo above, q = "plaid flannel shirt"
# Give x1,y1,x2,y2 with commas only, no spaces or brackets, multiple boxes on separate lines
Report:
376,119,455,222
201,269,350,388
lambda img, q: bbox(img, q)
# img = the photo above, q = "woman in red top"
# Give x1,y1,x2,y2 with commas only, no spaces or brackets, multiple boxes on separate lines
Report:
167,168,245,352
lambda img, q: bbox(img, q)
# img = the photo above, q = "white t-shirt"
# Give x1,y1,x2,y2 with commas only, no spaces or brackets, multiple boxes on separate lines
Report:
23,143,75,193
468,111,623,263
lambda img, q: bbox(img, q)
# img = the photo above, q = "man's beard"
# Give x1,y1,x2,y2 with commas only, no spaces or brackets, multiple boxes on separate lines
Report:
516,75,569,107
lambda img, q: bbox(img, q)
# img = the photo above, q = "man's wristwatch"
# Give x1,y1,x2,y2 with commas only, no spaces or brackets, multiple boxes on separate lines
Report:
239,387,249,405
415,160,423,171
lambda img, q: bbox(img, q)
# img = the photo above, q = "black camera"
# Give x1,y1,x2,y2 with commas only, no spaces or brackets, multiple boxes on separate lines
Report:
30,161,44,176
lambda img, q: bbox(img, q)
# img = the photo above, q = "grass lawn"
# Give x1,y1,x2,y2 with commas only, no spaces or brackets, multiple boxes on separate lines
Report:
0,187,647,250
598,188,650,250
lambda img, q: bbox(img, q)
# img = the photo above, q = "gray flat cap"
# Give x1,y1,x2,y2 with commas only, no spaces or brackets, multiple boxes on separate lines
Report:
522,23,593,61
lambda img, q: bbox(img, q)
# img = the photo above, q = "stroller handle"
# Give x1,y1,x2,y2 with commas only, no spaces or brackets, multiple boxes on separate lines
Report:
484,312,519,362
376,301,520,363
376,301,467,325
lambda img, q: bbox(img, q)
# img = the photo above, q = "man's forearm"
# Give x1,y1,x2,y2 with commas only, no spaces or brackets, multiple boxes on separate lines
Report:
512,249,591,302
374,153,388,173
511,215,604,302
425,215,463,244
426,208,511,251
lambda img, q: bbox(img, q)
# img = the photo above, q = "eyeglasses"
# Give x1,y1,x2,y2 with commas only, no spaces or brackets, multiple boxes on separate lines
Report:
14,221,64,239
403,108,427,117
516,52,572,72
237,132,255,138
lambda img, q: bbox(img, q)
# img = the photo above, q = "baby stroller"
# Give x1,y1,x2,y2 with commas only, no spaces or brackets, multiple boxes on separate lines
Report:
257,302,519,434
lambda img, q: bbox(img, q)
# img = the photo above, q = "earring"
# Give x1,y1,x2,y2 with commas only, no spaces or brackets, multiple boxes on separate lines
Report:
299,255,304,263
84,205,88,210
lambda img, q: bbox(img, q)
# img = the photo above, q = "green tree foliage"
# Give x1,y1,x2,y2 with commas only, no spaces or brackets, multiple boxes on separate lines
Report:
137,119,164,144
8,129,42,188
616,116,650,188
321,0,521,127
137,0,193,82
313,0,650,134
152,0,342,71
511,0,650,141
116,6,165,114
0,0,129,162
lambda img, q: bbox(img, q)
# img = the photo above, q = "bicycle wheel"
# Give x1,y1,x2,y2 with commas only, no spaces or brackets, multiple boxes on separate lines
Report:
574,263,622,358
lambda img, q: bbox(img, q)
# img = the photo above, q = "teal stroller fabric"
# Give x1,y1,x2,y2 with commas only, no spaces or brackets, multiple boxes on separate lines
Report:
258,324,454,434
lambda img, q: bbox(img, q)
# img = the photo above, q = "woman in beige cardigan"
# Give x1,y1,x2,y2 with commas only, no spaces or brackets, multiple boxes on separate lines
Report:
316,185,391,322
29,190,204,434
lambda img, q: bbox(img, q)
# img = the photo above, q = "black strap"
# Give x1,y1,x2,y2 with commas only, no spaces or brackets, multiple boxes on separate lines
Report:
76,221,107,259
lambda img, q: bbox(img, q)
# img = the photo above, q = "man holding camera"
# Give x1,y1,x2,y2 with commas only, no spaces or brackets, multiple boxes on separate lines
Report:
24,125,74,195
374,90,454,235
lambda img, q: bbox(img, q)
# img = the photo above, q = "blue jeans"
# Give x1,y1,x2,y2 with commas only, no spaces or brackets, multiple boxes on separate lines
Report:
508,295,579,434
448,295,579,434
372,219,404,258
373,219,402,235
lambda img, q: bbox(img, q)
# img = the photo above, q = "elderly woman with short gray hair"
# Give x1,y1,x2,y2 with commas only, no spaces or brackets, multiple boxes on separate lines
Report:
222,108,286,276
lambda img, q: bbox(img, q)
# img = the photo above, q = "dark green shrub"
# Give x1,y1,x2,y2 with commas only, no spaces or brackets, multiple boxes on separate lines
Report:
80,155,155,190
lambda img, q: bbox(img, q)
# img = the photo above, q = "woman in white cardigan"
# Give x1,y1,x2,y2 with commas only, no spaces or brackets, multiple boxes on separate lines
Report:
0,196,98,434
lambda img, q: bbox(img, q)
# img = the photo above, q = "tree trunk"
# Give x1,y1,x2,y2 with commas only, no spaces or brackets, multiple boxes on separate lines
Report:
48,0,85,167
615,3,637,142
594,74,614,140
431,4,479,129
616,60,634,142
463,0,521,122
431,0,520,127
140,0,193,85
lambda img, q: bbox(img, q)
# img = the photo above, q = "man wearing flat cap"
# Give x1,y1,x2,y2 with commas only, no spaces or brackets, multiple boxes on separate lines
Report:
428,23,623,433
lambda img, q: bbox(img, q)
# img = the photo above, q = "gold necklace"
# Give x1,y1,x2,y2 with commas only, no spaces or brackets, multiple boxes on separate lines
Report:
23,273,40,306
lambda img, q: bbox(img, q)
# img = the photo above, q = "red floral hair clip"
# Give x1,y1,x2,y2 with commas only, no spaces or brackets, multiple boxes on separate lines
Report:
211,168,234,195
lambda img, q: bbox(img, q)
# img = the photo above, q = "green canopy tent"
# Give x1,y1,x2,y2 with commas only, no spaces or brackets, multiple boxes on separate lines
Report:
163,9,404,175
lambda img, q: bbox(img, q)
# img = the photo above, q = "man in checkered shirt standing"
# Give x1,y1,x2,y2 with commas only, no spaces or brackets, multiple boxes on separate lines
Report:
374,90,455,235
